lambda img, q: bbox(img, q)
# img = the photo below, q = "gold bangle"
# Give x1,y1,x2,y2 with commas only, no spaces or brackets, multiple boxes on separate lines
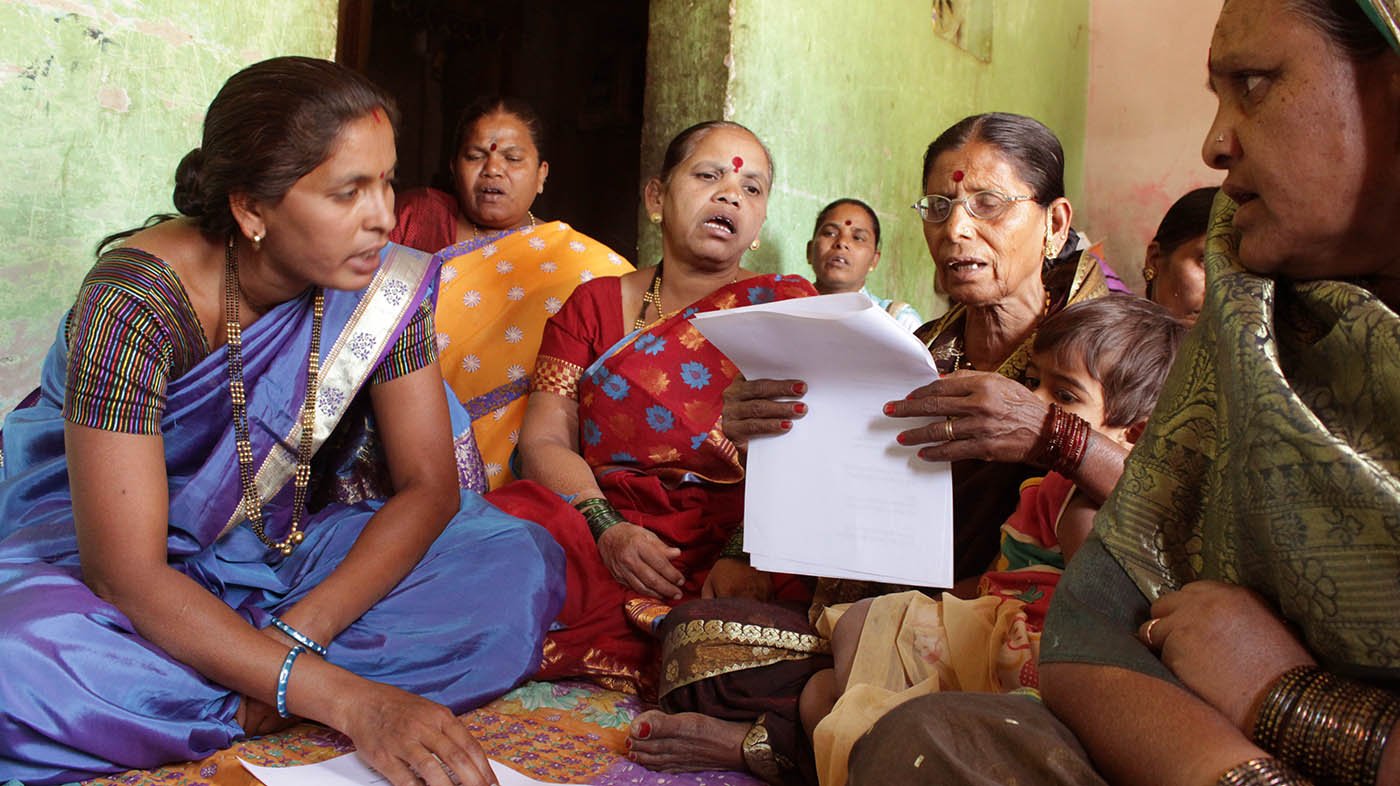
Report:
1215,757,1311,786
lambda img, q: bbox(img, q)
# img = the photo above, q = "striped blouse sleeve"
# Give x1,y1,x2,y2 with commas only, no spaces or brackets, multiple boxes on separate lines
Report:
369,300,438,386
63,281,175,435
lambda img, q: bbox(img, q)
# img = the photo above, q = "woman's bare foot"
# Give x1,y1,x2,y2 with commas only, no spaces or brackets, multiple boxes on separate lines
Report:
627,710,749,772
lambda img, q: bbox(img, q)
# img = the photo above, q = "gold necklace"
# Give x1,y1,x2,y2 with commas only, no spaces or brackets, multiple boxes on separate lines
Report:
634,263,669,331
471,211,536,241
225,236,322,556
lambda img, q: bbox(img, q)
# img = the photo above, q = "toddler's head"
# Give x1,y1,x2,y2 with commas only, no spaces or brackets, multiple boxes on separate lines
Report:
1027,296,1187,447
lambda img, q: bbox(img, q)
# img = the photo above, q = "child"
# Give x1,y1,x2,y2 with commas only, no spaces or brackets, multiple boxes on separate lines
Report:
801,295,1187,786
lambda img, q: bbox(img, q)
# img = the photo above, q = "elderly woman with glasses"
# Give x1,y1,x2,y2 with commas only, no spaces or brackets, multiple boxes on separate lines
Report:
622,112,1126,786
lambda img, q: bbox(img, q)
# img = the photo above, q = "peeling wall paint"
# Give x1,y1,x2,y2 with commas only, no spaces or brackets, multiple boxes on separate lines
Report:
640,0,1091,319
0,0,337,413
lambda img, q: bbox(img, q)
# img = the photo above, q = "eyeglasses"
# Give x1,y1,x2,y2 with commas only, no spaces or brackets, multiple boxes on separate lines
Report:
911,191,1035,223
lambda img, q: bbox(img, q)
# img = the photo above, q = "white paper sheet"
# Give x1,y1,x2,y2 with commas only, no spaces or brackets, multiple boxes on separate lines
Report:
691,291,954,588
240,752,571,786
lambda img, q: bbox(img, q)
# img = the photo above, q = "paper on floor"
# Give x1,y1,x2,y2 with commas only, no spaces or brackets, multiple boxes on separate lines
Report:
240,752,573,786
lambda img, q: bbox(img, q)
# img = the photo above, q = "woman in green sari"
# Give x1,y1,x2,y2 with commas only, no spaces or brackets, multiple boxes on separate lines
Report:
846,1,1400,785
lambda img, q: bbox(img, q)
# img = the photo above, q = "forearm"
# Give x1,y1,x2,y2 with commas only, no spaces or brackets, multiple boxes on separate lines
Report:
1041,662,1266,786
283,481,458,645
1061,429,1128,505
520,438,603,500
98,562,365,724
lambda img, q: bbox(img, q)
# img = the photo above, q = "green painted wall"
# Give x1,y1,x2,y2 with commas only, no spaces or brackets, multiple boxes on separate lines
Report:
642,0,1091,320
0,1,337,413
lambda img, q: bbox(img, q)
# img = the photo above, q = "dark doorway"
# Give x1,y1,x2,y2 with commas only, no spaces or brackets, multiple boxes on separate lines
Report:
339,0,649,260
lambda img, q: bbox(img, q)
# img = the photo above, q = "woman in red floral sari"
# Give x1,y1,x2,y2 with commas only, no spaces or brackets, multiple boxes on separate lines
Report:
519,121,816,693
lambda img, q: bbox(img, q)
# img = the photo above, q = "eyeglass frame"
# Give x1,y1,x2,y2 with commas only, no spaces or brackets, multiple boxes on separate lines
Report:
910,190,1036,224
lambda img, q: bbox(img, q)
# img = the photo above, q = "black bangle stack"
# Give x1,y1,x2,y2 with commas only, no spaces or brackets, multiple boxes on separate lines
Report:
718,526,747,561
1252,665,1400,786
574,496,627,541
1215,757,1312,786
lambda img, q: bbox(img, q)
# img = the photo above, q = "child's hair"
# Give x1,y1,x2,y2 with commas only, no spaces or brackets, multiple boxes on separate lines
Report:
1032,295,1187,427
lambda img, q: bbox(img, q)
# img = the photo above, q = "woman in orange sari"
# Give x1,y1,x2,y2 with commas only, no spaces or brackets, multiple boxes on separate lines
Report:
393,98,632,488
519,121,816,693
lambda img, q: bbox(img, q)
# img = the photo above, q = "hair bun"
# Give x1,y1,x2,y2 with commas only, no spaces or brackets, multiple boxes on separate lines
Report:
173,147,207,216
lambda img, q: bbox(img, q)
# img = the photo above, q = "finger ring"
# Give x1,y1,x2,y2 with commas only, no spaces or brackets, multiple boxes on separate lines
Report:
942,417,956,442
1143,617,1160,647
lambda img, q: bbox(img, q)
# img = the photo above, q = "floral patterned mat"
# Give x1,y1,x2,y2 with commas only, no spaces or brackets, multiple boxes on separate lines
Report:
63,681,761,786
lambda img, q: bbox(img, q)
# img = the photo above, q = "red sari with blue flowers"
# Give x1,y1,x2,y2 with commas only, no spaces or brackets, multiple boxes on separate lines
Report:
530,272,817,692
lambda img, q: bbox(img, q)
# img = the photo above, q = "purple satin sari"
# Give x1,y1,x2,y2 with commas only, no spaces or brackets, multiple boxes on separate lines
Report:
0,243,564,784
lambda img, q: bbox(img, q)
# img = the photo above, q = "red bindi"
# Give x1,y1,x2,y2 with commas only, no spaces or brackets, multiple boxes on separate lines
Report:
489,142,498,152
844,220,852,226
731,156,744,172
952,170,965,182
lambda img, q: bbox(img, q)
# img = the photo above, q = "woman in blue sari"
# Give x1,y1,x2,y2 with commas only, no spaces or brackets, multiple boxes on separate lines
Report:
0,57,563,786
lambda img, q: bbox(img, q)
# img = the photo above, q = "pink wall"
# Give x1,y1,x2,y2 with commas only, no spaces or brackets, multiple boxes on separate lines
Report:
1080,1,1223,294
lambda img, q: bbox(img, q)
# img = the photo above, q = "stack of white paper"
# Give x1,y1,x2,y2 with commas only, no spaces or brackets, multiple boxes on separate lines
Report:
691,292,954,588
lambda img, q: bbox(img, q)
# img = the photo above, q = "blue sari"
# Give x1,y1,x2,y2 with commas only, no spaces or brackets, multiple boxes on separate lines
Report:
0,243,565,784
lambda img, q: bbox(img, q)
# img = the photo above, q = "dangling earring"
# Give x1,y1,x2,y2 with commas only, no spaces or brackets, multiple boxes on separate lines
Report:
749,238,761,251
1043,239,1059,259
1143,267,1156,281
251,232,263,252
649,213,662,225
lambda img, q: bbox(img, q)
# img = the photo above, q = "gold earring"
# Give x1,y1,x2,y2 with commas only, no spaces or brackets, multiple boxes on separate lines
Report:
1143,267,1156,281
749,238,761,251
649,213,662,225
1044,239,1059,259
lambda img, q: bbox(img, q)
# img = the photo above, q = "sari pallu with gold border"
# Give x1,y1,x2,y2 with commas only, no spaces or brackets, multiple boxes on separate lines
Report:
0,243,565,785
434,220,632,490
533,273,817,694
1044,195,1400,688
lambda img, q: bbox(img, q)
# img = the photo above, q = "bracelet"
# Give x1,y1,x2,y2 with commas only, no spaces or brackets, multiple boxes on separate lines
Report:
718,526,747,561
574,496,627,541
276,645,306,718
269,616,328,656
1036,404,1091,476
1252,665,1400,786
1216,757,1312,786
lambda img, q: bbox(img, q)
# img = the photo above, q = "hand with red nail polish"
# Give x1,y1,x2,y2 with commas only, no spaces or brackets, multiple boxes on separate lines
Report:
721,376,809,449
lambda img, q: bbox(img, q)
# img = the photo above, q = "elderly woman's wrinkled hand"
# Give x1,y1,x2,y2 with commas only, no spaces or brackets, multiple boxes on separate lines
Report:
343,681,497,786
597,522,685,600
721,377,808,449
884,370,1048,464
1138,580,1316,734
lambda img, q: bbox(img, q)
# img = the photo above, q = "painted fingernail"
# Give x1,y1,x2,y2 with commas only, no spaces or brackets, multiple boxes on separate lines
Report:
637,721,652,739
780,420,793,430
793,402,807,415
793,382,807,394
896,432,907,445
624,737,633,749
883,403,895,416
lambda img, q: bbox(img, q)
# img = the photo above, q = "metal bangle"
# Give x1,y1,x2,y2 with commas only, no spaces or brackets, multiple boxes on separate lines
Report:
276,645,306,718
269,616,328,657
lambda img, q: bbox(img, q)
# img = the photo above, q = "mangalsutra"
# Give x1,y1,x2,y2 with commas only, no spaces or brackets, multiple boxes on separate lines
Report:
225,236,322,556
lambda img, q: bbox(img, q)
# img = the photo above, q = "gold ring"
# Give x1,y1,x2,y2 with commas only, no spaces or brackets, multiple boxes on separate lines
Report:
942,417,955,442
1143,617,1160,647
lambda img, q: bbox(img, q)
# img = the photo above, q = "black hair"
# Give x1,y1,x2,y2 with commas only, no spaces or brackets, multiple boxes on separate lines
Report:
658,120,774,184
99,56,397,253
1287,0,1393,60
451,96,547,161
1153,187,1219,258
921,113,1065,206
1033,295,1188,427
812,198,881,248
